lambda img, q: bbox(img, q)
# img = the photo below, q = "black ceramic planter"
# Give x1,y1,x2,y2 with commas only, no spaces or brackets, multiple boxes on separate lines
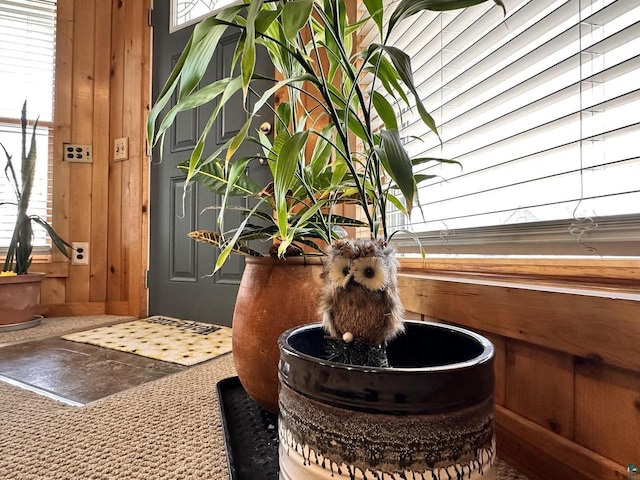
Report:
277,320,496,480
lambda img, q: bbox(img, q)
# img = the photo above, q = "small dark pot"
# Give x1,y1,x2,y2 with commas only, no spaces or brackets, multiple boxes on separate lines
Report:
277,321,496,480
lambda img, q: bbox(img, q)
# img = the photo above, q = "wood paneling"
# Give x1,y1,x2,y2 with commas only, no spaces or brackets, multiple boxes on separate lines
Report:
41,0,151,317
575,361,640,466
505,341,574,438
399,272,639,480
398,273,640,373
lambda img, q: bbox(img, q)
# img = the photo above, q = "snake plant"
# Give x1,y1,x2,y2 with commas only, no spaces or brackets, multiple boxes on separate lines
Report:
1,101,71,275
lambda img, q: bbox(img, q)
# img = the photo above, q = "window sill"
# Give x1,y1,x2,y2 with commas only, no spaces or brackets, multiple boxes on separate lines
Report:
396,261,640,373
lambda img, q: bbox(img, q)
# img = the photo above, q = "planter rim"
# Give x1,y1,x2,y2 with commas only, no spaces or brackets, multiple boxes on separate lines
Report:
0,272,46,285
278,320,495,414
279,320,494,373
245,255,324,266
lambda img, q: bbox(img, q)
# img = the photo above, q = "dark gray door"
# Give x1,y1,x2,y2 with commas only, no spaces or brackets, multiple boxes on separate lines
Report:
149,1,273,325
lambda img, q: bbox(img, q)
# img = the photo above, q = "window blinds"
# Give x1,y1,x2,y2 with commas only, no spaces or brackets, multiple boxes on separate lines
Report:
0,0,56,250
369,0,640,256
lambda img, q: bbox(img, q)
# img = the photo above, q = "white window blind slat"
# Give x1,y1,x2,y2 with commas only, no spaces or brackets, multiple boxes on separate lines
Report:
380,0,640,256
0,0,56,251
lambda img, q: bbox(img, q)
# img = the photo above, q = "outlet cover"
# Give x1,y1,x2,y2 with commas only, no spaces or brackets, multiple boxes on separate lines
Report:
114,137,129,161
63,144,93,163
71,242,89,266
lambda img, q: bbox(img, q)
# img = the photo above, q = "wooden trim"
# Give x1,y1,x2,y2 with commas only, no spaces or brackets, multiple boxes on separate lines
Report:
398,273,640,373
496,406,628,480
29,262,70,278
400,257,640,284
105,301,132,316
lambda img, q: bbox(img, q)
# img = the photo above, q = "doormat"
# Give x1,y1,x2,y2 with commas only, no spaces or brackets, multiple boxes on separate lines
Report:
62,316,232,366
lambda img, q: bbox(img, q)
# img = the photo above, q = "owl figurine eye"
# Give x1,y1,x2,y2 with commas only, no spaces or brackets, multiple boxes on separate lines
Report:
327,256,352,288
351,256,387,291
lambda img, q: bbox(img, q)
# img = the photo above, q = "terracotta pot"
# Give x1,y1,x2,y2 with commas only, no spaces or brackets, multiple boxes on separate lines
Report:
278,321,496,480
0,272,45,327
232,255,324,413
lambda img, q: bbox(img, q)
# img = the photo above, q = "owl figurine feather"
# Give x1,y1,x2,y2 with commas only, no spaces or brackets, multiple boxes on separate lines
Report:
318,238,405,367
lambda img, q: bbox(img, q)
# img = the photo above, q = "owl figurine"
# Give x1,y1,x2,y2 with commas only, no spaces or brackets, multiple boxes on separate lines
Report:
318,238,405,366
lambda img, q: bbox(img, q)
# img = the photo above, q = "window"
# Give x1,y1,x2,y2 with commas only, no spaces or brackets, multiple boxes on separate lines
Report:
371,0,639,256
0,0,56,253
170,0,239,32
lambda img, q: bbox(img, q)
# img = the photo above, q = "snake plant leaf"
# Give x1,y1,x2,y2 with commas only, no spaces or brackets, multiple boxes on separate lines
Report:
387,0,505,41
282,0,314,42
363,0,384,37
372,91,398,130
30,216,72,257
379,129,416,215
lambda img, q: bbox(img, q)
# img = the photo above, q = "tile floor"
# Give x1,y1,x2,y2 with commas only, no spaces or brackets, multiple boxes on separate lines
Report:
0,336,185,405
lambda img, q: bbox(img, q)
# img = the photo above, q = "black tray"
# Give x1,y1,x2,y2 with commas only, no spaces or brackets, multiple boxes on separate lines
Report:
216,376,279,480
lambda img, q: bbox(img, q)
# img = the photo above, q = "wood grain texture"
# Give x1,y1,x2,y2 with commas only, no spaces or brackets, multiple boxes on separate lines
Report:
505,340,574,438
398,273,640,372
89,0,112,303
496,406,629,480
575,361,640,466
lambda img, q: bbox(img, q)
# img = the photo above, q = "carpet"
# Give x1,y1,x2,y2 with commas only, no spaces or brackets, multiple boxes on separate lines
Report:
62,316,232,366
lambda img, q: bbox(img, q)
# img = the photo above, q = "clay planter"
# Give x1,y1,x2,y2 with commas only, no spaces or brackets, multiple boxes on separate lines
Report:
232,256,324,413
0,272,45,330
278,321,496,480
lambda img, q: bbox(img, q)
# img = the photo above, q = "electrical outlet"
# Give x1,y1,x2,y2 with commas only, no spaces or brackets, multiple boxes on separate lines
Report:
114,137,129,161
71,242,89,266
63,144,93,163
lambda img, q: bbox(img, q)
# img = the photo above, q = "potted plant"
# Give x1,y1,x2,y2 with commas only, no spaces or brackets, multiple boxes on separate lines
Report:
147,0,503,411
0,101,71,330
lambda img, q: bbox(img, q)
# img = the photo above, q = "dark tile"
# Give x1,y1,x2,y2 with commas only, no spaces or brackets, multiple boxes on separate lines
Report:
0,337,186,405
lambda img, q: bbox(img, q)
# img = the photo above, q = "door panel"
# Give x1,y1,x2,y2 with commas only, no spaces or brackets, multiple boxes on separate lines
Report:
149,1,272,324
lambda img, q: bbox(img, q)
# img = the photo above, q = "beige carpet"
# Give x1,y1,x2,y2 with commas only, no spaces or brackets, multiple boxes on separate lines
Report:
0,315,234,480
62,316,233,366
0,315,528,480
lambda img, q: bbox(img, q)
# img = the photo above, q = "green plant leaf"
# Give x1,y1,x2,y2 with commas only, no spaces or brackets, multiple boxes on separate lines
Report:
387,0,505,41
372,91,398,130
242,0,263,101
282,0,313,42
376,44,439,137
379,129,416,215
274,131,309,239
363,0,384,36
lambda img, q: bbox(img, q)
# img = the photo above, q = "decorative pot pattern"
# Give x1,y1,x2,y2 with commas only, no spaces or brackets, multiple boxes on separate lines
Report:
278,321,496,480
232,255,324,413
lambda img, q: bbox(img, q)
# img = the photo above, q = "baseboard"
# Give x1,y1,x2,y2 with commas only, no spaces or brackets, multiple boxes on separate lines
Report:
496,406,628,480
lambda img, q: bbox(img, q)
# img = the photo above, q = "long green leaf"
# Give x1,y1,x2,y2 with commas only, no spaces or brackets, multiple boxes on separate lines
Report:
363,0,383,37
282,0,313,42
387,0,505,41
375,44,439,137
379,129,416,214
372,91,398,130
274,131,309,239
242,0,263,101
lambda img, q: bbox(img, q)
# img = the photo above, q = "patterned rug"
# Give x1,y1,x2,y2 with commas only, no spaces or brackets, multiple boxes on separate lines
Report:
62,316,232,366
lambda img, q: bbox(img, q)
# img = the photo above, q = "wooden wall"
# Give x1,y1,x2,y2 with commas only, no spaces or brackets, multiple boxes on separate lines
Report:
399,265,640,480
32,0,151,318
